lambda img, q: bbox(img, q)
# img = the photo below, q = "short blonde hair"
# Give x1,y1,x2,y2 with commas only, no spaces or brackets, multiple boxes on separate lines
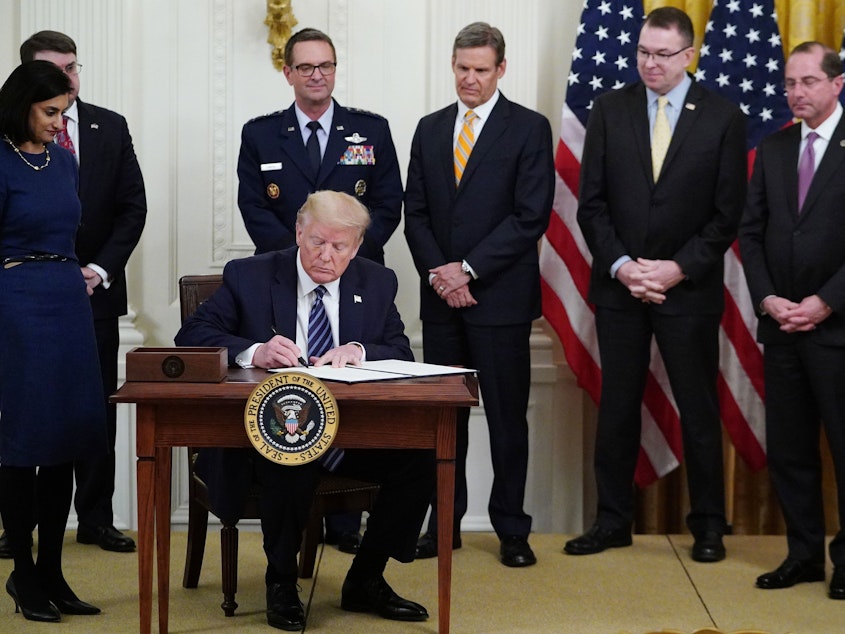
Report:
296,190,370,242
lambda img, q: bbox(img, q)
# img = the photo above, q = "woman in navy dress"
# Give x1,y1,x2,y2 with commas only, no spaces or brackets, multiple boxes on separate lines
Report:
0,61,107,622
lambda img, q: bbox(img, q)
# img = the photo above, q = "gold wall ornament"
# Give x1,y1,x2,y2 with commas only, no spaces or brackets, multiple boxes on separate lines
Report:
265,0,298,72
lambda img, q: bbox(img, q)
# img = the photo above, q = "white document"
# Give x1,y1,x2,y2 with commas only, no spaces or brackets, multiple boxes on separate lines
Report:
269,360,475,383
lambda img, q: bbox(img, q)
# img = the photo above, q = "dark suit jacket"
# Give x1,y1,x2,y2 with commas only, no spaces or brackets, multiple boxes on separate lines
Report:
175,246,412,365
403,93,554,325
739,115,845,346
237,100,402,264
577,80,747,315
174,247,413,520
75,99,147,320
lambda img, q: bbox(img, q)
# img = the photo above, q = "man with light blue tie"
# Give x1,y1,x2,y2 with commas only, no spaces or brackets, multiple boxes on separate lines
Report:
176,191,433,630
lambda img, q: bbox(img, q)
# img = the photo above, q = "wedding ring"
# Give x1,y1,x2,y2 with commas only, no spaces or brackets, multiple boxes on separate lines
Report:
439,286,445,291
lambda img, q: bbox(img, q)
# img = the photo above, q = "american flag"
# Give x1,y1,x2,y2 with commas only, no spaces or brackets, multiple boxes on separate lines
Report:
539,0,780,485
693,0,793,473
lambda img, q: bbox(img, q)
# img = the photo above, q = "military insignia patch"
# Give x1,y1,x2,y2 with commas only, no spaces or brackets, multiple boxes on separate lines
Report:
244,372,339,465
339,145,375,165
354,179,367,196
267,183,280,199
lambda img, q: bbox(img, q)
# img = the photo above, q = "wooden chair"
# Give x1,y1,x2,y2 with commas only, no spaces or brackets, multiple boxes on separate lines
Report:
177,274,380,616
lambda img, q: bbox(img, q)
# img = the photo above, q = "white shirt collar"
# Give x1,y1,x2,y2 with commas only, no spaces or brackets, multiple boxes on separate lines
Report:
801,102,843,141
457,89,500,123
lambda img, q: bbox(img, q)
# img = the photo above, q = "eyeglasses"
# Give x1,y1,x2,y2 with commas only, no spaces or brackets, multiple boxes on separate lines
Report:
784,76,833,91
292,62,337,78
636,47,690,63
62,62,83,76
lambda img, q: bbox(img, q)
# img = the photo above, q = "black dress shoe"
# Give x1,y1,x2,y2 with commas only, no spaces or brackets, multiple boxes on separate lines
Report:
414,531,462,559
756,557,825,589
691,531,726,563
0,530,33,559
266,582,305,631
500,535,537,567
336,531,362,554
6,572,61,623
77,525,136,553
830,566,845,599
564,524,632,555
341,573,428,621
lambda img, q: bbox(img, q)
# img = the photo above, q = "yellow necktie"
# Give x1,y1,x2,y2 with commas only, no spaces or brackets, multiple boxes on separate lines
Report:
454,110,477,186
651,96,671,181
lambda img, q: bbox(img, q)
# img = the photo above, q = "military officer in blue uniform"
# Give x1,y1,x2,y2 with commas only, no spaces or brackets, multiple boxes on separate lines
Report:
235,27,403,555
237,27,402,265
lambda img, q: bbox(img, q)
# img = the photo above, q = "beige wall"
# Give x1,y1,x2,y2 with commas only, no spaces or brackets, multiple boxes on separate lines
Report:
0,0,590,534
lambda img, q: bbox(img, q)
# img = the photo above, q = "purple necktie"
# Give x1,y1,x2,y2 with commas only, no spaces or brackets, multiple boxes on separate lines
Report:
797,131,819,211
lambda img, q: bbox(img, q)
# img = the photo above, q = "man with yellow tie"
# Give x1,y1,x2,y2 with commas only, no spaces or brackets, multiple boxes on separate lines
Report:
404,21,554,567
567,6,747,562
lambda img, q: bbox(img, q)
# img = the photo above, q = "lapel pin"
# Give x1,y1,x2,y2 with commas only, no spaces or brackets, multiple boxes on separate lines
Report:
336,125,345,130
354,295,362,303
840,140,845,147
345,133,367,143
90,123,99,129
685,103,696,111
287,126,296,132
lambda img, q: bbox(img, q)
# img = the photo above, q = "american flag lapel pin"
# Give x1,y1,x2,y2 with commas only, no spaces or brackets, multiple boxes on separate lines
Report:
354,294,362,303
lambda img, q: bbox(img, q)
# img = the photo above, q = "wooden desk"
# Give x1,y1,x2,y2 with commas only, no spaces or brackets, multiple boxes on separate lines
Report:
112,368,478,634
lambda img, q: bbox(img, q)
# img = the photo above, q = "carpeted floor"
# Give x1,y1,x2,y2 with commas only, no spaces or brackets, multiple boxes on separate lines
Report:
0,531,839,633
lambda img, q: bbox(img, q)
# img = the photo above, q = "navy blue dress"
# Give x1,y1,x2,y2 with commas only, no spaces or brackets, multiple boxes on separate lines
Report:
0,140,107,466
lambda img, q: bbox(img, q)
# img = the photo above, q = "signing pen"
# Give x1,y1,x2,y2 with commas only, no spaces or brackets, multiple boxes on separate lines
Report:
271,325,309,367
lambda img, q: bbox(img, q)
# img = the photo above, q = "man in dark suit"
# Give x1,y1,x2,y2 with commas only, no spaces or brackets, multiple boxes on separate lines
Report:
11,31,147,555
238,27,402,265
404,22,554,567
238,27,403,550
176,191,432,630
565,7,746,562
739,42,845,598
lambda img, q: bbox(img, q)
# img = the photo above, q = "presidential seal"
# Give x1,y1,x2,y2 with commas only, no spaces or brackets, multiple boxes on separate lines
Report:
244,372,339,465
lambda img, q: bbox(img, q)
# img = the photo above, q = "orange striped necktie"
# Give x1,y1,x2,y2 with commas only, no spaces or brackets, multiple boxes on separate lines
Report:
454,110,477,186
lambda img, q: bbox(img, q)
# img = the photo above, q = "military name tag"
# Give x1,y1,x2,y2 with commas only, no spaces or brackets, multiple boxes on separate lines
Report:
244,372,339,465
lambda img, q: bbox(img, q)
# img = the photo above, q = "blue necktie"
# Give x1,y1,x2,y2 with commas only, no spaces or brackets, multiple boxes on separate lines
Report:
309,286,344,471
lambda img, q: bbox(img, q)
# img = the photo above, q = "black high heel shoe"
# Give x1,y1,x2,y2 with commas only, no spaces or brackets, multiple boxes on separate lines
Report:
5,572,61,622
49,596,101,616
40,575,101,615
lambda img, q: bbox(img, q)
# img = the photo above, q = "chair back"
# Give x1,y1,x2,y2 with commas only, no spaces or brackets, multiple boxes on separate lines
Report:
179,274,223,322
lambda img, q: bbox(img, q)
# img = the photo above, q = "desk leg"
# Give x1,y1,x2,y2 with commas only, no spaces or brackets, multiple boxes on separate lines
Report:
436,408,457,634
155,446,173,634
136,417,155,634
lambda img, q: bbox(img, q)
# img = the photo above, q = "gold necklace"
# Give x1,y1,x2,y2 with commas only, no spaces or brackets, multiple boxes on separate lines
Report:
3,135,50,171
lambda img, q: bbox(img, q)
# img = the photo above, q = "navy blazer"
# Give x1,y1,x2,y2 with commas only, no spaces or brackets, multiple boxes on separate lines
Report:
175,246,413,365
740,115,845,346
403,94,554,326
577,80,747,315
237,100,402,264
75,99,147,320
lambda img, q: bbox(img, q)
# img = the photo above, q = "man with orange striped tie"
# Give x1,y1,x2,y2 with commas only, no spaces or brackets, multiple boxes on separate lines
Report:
404,21,554,568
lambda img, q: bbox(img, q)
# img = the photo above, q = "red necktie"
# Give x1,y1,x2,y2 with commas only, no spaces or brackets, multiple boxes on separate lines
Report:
56,115,76,156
